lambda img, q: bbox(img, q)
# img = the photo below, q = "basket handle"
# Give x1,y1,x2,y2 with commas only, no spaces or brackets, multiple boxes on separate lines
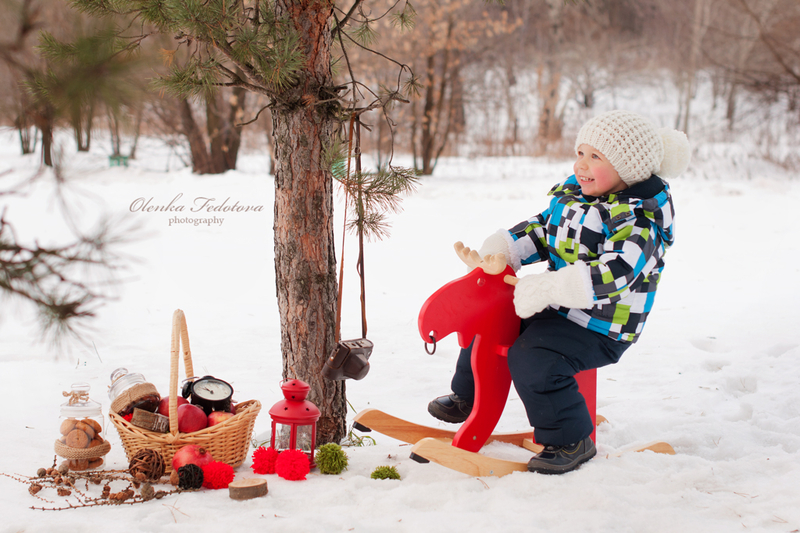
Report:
168,309,195,435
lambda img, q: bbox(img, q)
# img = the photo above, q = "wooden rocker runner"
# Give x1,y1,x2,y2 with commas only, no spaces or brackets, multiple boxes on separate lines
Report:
353,245,674,477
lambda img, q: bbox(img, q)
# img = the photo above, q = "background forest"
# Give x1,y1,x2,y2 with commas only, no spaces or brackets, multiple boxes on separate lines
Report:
1,0,798,176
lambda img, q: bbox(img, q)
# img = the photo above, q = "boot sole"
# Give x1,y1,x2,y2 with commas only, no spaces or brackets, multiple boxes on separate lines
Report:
527,446,597,475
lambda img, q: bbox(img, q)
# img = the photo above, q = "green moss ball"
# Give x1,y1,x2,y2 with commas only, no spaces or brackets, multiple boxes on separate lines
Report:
370,465,401,480
315,443,349,475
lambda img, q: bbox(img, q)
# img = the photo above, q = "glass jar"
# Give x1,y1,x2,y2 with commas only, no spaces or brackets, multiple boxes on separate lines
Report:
55,383,109,471
108,367,161,417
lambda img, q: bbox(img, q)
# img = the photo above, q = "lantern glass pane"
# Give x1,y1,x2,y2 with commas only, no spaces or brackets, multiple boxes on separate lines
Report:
296,425,313,452
275,423,292,450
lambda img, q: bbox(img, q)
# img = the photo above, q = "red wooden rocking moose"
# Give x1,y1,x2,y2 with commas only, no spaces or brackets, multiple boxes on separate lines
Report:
352,244,673,477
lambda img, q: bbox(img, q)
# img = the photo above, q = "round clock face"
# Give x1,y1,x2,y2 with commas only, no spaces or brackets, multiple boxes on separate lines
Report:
188,376,234,415
193,377,232,400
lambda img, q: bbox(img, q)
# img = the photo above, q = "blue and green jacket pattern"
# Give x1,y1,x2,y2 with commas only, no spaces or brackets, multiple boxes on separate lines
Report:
505,174,675,343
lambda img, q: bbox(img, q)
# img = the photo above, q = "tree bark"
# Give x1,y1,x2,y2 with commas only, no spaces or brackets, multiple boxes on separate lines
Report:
207,93,226,173
537,0,565,152
224,85,246,171
180,98,215,174
420,53,437,175
33,104,55,167
273,0,346,445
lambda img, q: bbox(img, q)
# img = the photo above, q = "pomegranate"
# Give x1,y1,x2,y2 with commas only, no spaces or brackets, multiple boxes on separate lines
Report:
172,444,214,472
207,411,234,427
157,396,189,417
177,403,208,433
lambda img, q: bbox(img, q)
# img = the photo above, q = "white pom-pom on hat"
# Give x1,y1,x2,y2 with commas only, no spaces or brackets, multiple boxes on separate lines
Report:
656,127,691,179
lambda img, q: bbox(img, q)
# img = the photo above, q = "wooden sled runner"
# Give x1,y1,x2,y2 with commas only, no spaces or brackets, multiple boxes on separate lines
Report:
353,247,674,477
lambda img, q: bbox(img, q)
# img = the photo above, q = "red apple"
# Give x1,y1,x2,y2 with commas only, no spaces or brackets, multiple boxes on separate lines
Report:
207,411,234,427
177,403,208,433
172,444,214,472
158,396,189,417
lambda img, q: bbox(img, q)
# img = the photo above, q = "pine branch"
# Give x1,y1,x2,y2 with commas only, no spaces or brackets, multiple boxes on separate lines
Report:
335,166,419,242
0,209,131,343
337,0,366,30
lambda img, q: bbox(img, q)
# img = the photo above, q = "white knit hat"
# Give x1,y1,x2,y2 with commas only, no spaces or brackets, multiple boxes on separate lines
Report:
574,110,691,185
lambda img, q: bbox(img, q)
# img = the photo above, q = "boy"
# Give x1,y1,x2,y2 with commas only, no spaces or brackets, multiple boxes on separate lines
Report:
428,110,691,474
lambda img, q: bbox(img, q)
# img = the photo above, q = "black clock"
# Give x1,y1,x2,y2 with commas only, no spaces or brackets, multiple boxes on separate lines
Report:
181,375,233,415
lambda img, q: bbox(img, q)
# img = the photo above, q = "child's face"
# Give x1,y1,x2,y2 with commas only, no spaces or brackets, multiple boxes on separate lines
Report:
574,144,627,197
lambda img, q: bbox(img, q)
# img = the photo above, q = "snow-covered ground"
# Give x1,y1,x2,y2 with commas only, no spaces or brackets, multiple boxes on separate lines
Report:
1,104,799,533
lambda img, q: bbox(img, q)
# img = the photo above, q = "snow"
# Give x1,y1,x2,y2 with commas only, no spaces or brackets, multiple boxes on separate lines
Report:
1,118,799,533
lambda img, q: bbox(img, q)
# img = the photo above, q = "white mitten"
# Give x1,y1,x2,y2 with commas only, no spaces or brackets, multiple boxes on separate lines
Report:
478,230,511,262
513,262,594,319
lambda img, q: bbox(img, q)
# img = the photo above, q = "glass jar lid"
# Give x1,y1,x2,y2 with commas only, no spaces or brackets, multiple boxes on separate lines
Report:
108,367,147,401
60,383,102,418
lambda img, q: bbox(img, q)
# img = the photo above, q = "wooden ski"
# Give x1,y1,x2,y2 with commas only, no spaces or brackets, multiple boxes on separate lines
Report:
354,408,674,478
353,408,533,447
409,437,529,477
410,437,675,478
602,441,676,458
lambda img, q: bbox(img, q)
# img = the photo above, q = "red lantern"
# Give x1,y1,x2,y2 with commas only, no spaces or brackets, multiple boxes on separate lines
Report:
268,380,321,466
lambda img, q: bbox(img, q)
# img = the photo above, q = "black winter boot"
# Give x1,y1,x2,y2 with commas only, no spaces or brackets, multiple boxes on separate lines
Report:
526,437,596,474
427,394,473,423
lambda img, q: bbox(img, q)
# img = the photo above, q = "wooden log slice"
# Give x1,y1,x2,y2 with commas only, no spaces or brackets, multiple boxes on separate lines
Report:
228,478,268,500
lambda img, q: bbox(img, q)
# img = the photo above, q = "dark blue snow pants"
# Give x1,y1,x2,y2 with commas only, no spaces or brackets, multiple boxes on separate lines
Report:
450,309,630,446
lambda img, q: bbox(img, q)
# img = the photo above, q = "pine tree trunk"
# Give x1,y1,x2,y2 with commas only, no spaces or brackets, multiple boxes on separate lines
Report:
273,0,346,445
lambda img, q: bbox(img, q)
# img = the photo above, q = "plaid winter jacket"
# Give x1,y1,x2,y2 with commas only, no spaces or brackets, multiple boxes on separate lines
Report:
504,174,675,343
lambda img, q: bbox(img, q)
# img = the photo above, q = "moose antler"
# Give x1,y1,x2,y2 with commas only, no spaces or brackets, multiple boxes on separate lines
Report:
453,241,517,285
454,241,483,270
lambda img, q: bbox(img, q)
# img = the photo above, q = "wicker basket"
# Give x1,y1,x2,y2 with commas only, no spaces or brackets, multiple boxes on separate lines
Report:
109,309,261,472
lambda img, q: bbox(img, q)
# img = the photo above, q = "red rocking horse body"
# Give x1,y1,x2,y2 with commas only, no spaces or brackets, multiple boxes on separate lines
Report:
418,252,597,453
351,246,671,477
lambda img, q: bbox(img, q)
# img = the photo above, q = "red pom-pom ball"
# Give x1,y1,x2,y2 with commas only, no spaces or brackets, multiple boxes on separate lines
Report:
201,461,234,489
275,449,310,481
251,446,279,475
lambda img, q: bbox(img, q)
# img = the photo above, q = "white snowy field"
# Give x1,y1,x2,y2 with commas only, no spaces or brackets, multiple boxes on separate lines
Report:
0,121,799,533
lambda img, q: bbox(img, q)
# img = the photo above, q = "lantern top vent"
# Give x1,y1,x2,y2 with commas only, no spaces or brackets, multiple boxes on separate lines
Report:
268,379,320,423
281,379,310,401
